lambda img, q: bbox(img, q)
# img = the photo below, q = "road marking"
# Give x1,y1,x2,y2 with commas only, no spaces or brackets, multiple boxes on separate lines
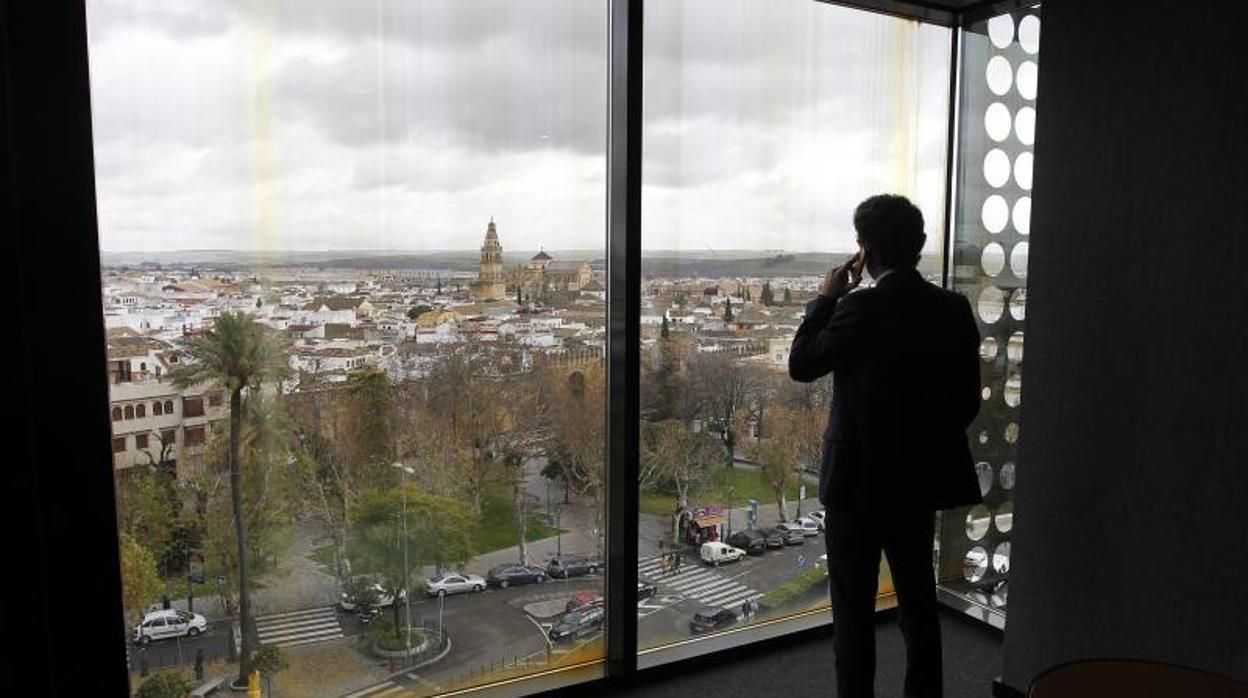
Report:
343,681,405,698
255,606,344,648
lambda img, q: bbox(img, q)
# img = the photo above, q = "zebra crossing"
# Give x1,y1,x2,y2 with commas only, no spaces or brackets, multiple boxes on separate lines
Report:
342,680,410,698
638,555,761,610
255,606,344,648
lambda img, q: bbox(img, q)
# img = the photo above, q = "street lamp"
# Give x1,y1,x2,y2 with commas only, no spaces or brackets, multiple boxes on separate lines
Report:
391,462,415,663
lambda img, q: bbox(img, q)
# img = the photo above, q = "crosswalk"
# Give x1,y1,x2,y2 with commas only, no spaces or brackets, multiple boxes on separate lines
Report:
638,555,761,610
343,680,410,698
255,606,344,648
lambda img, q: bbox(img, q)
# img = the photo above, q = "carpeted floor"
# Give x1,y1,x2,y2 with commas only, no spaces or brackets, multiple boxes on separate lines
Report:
606,609,1003,698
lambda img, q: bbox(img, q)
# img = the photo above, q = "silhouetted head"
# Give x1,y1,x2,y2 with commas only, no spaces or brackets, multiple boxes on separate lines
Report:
853,194,926,276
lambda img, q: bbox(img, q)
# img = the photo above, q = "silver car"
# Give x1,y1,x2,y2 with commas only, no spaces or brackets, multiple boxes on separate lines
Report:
425,572,486,597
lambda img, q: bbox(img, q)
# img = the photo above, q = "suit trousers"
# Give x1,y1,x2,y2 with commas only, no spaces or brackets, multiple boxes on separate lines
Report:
827,506,941,698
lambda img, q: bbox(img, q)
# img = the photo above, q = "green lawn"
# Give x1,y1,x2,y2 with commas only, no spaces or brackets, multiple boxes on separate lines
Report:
472,478,560,555
640,465,809,518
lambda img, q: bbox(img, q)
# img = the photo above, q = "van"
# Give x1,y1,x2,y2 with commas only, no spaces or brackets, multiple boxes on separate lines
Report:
700,541,746,566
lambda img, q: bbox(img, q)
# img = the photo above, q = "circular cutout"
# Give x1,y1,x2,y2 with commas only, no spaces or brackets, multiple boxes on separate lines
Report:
987,14,1015,49
982,195,1009,233
984,149,1011,188
995,501,1014,532
1000,462,1016,490
985,102,1012,142
975,462,994,497
982,386,992,401
986,56,1013,96
991,580,1009,608
1004,371,1022,407
1018,15,1040,54
1009,287,1026,320
1014,151,1034,190
980,336,999,362
1017,60,1038,100
1004,422,1019,444
978,286,1006,324
982,243,1006,276
1015,106,1036,146
967,505,992,541
963,546,989,582
1011,242,1030,278
1006,332,1024,364
993,542,1012,574
1012,196,1031,235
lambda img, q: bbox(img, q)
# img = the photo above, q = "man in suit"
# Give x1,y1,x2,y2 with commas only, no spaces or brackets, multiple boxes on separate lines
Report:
789,194,982,698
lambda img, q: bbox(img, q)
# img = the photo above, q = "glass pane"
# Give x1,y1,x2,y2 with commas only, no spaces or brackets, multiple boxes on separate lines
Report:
938,5,1040,619
638,0,950,658
88,1,608,694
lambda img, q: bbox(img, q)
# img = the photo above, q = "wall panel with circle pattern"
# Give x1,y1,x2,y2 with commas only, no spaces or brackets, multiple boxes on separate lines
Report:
937,6,1039,627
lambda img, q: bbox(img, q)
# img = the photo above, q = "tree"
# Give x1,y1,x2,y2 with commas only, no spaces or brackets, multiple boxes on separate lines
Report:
115,469,178,573
660,315,669,339
516,285,522,305
642,420,719,542
120,534,164,626
255,297,263,309
251,645,289,678
546,367,606,557
687,351,758,468
760,280,774,306
723,298,734,322
135,671,191,698
407,305,433,320
782,287,792,304
170,311,291,687
746,407,805,522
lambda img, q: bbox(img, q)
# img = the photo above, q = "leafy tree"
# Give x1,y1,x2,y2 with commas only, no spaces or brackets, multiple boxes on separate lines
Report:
660,315,669,339
120,534,164,625
723,298,734,322
251,645,289,678
687,351,758,468
407,305,433,320
255,297,263,309
114,469,177,572
760,280,774,306
782,287,792,304
169,311,291,686
641,420,720,542
135,671,191,698
516,285,522,305
746,407,804,522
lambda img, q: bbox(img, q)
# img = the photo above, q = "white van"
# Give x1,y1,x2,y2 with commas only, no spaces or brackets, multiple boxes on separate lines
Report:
700,541,746,567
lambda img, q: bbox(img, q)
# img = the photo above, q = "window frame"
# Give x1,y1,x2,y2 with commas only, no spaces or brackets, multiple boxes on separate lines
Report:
1,1,1036,695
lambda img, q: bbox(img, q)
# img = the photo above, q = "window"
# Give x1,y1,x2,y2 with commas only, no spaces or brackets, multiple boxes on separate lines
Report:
111,406,122,421
207,391,223,408
163,400,174,415
135,433,148,450
638,0,949,660
183,426,205,447
182,397,203,418
112,437,126,454
123,405,133,420
152,401,162,416
135,404,145,419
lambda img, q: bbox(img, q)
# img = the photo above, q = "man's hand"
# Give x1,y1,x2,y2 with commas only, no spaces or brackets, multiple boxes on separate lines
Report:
821,251,865,298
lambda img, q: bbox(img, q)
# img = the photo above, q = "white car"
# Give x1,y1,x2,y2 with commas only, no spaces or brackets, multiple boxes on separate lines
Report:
795,516,821,537
133,609,208,645
700,541,747,566
425,572,486,597
808,510,827,530
340,581,406,611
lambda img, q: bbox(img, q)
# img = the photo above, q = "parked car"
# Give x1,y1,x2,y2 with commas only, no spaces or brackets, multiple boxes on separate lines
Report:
726,530,767,555
486,564,547,589
425,572,486,597
690,606,738,634
566,591,604,614
340,578,406,611
546,555,602,579
761,528,786,549
809,510,827,531
133,609,208,645
771,523,807,545
549,606,605,642
700,541,747,566
795,516,821,537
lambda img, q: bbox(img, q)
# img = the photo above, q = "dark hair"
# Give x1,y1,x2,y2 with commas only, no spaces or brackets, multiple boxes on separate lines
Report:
853,194,926,270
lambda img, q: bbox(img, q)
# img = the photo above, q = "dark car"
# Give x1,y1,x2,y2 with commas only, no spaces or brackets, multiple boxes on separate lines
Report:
549,606,605,642
486,564,547,589
761,528,786,549
769,524,806,546
690,606,738,634
546,555,602,579
727,530,767,555
637,578,658,601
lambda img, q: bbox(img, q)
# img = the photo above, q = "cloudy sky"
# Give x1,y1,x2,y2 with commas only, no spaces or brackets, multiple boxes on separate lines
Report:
86,0,949,253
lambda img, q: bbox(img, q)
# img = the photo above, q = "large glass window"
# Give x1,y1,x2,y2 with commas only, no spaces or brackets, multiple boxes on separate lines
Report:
937,6,1040,627
637,0,950,658
88,2,608,695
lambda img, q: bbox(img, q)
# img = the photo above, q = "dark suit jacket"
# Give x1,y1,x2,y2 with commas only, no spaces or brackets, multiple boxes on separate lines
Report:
789,268,982,511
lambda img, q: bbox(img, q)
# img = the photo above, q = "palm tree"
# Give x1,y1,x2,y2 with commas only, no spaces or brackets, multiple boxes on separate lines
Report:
170,312,291,687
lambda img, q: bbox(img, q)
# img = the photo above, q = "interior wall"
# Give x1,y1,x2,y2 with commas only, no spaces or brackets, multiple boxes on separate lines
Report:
1001,0,1248,690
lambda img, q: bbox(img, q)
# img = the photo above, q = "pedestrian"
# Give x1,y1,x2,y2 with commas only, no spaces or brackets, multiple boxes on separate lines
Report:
194,648,204,681
789,194,983,698
674,552,683,572
741,599,751,619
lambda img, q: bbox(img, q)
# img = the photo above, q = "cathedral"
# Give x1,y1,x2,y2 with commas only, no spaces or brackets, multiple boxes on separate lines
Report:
470,219,593,301
471,219,507,301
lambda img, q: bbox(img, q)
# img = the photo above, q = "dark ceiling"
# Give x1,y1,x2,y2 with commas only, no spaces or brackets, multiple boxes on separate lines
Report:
819,0,1036,27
